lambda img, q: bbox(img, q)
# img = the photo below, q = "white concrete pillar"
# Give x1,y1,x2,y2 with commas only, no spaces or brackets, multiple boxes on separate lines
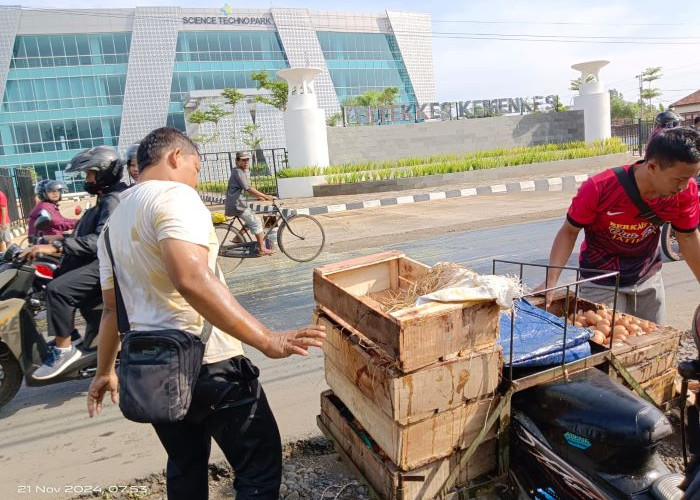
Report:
277,67,330,169
571,60,611,142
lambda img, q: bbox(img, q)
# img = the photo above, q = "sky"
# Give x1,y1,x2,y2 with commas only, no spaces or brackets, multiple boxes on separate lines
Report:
6,0,700,108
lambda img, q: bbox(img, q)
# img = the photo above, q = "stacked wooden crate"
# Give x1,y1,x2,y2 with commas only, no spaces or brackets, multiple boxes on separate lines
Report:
543,294,681,406
313,251,503,500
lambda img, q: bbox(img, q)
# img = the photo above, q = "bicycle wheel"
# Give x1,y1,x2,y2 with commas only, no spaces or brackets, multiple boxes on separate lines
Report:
278,214,325,262
214,223,247,274
660,223,683,261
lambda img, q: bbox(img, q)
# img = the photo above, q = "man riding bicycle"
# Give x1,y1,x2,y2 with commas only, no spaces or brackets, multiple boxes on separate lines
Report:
224,151,275,256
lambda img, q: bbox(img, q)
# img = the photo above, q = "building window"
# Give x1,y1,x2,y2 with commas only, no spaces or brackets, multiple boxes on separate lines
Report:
317,31,417,106
1,34,130,176
168,31,289,130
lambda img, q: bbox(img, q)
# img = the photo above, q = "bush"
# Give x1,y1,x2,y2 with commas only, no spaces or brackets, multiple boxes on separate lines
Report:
277,138,626,184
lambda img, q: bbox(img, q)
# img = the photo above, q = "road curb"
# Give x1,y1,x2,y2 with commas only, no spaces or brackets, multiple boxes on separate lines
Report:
242,173,590,216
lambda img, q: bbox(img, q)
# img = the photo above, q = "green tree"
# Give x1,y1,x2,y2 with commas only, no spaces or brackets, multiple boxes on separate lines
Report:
569,75,596,92
250,71,288,111
640,66,662,111
241,123,264,171
186,103,231,148
609,88,639,122
221,87,245,146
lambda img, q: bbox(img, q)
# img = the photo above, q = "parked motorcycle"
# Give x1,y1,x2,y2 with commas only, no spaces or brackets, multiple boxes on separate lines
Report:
0,215,103,410
504,308,700,500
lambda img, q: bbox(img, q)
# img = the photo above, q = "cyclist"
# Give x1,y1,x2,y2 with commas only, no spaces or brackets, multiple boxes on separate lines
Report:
28,179,78,238
224,151,275,256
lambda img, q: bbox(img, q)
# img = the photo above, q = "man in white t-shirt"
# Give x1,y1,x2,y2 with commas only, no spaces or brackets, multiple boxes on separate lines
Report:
86,127,325,500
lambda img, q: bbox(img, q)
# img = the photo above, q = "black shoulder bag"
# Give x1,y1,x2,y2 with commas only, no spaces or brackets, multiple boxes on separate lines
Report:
104,227,213,423
612,166,665,227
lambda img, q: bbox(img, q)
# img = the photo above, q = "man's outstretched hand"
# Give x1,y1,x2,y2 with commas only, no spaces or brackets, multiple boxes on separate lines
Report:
263,325,326,358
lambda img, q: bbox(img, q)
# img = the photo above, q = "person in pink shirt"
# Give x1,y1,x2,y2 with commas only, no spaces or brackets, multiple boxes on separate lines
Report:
0,188,11,252
28,180,78,239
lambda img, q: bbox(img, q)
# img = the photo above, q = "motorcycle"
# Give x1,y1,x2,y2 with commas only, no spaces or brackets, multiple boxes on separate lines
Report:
503,308,700,500
0,213,103,410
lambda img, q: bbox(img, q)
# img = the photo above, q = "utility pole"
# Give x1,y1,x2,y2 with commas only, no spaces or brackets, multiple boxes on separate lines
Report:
637,73,644,120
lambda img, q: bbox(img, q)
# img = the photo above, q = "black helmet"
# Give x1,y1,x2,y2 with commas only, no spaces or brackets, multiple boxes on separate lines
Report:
65,146,123,195
34,179,51,200
36,179,67,201
125,142,140,165
654,110,681,128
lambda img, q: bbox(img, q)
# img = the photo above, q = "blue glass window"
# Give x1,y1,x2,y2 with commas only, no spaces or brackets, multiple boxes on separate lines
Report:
1,34,130,177
168,31,289,131
317,31,416,105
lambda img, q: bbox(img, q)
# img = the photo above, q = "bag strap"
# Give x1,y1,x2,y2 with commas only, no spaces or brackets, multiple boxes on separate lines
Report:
103,226,214,343
612,166,665,227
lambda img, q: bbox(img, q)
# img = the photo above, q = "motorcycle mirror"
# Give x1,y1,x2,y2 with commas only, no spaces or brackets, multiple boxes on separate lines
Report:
34,209,53,231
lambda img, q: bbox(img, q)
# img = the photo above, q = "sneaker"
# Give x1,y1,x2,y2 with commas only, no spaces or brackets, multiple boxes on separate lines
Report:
32,345,82,380
47,331,83,348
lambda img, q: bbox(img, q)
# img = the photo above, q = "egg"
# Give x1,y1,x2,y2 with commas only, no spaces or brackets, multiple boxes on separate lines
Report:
574,321,583,327
592,330,606,344
612,325,629,338
597,324,611,337
584,310,601,325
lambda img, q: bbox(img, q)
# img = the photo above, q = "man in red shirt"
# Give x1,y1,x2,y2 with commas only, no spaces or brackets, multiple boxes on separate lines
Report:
542,127,700,323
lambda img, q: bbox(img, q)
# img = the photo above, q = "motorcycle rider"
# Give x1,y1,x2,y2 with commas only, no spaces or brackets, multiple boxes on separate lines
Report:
20,146,127,380
28,179,77,238
125,142,140,184
648,110,682,146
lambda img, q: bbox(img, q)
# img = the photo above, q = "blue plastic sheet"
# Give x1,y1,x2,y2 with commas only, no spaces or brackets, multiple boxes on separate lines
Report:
499,298,593,367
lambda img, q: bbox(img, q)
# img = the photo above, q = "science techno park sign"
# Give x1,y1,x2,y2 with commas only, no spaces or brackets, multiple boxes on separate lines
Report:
343,95,561,125
182,4,274,25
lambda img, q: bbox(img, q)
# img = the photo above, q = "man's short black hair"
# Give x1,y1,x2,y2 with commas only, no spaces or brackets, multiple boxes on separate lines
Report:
137,127,200,172
694,116,700,125
645,127,700,168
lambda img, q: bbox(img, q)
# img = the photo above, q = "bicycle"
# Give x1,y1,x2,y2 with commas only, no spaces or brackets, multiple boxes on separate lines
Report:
659,174,699,262
214,199,325,274
660,223,683,261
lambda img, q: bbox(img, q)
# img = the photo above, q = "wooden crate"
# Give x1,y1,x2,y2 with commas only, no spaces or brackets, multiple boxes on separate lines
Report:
611,350,677,386
319,390,497,500
325,354,498,470
534,293,682,387
317,310,501,424
641,368,677,407
314,251,500,372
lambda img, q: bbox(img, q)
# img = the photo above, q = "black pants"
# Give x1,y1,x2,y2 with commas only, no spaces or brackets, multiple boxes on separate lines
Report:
45,260,101,338
152,357,282,500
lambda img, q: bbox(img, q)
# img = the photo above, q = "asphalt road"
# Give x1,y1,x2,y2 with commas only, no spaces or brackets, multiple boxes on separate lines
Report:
0,196,697,500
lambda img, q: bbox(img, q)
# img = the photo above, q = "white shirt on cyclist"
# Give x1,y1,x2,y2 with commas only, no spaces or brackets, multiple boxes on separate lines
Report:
97,180,244,364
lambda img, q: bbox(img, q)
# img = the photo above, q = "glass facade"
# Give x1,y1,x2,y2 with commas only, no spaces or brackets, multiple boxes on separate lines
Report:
0,24,423,182
317,31,417,106
168,31,289,130
0,33,130,180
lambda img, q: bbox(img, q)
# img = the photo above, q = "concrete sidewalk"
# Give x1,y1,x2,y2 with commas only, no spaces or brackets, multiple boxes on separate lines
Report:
208,154,639,216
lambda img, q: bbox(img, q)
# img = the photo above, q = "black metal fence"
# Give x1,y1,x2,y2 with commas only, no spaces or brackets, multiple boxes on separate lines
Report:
197,148,287,204
0,168,37,228
611,118,696,156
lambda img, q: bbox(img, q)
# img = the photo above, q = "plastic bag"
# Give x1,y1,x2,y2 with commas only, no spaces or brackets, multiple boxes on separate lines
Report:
499,298,592,367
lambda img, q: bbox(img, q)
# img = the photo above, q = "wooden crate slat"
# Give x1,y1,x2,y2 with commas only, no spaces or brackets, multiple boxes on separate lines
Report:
320,390,497,500
314,252,499,372
325,357,497,470
318,312,501,424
